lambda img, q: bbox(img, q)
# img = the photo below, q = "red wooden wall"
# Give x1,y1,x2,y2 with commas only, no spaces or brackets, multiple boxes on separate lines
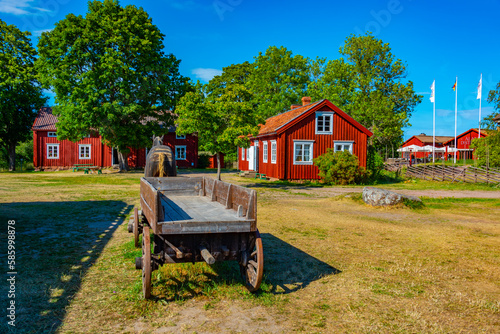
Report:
33,131,198,169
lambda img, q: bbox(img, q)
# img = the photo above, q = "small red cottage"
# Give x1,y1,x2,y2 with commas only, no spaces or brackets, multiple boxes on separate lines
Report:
32,107,198,170
238,97,373,180
400,134,454,159
443,128,489,160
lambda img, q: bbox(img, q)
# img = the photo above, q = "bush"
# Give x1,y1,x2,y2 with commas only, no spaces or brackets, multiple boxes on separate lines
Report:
197,152,211,169
313,149,368,185
470,130,500,167
366,146,384,180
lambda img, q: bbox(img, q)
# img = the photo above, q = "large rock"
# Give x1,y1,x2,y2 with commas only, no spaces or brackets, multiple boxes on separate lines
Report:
362,187,422,206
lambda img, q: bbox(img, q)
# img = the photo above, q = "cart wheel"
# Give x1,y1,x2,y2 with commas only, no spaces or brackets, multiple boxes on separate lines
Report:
134,207,140,248
142,225,152,299
241,229,264,292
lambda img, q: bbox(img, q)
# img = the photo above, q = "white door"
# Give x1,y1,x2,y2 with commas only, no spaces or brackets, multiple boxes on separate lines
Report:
248,146,255,171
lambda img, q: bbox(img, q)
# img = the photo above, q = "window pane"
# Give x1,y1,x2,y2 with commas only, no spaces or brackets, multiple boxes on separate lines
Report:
324,117,330,131
317,116,324,131
304,144,311,161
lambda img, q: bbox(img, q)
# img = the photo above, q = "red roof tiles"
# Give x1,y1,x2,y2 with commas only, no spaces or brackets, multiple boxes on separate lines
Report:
32,107,57,131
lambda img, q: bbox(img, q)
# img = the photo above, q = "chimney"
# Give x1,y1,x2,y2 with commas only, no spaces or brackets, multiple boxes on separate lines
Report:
290,104,301,110
302,96,311,106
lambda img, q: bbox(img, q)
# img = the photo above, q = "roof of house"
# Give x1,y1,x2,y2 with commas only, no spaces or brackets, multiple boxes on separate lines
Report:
257,99,373,137
493,114,500,123
442,128,494,144
403,134,454,146
32,107,57,131
32,107,177,132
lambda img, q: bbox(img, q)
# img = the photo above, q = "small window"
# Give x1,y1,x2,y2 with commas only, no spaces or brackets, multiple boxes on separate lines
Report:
176,134,186,140
262,141,268,163
241,147,245,161
316,112,334,134
334,141,353,154
246,148,249,161
175,146,186,160
47,144,59,159
47,132,57,137
270,141,277,164
293,141,314,165
79,145,91,159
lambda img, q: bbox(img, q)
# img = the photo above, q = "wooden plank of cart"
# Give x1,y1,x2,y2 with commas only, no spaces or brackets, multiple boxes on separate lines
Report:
132,176,263,299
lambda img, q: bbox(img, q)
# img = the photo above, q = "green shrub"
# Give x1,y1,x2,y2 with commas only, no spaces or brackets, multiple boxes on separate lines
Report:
366,146,384,180
313,149,368,185
197,152,211,169
470,130,500,167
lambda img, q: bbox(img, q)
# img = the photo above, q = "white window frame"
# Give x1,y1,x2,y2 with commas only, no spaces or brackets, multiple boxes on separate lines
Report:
270,140,277,164
176,134,186,140
79,144,91,159
241,147,245,161
334,141,354,154
175,145,186,160
262,141,268,163
47,144,59,159
315,112,334,135
246,148,249,161
293,140,314,165
47,132,57,137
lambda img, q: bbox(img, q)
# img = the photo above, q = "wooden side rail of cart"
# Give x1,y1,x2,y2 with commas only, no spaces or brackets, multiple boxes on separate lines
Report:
133,176,263,299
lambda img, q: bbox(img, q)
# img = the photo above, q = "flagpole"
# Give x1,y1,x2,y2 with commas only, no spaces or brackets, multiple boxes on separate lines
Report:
454,76,457,164
432,93,435,164
478,73,482,139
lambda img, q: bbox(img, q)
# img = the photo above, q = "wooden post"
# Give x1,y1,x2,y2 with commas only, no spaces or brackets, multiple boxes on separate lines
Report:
226,184,232,209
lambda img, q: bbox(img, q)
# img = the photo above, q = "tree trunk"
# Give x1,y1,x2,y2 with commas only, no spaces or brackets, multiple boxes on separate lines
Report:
118,151,129,172
216,152,221,181
8,143,16,171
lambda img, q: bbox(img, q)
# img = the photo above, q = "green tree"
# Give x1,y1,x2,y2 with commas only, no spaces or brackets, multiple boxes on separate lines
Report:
482,81,500,129
0,20,46,171
308,34,422,150
247,46,310,119
36,0,190,171
177,63,260,180
470,130,500,167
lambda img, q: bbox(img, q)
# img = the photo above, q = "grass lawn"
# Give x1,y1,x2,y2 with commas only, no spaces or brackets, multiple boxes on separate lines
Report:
0,170,499,333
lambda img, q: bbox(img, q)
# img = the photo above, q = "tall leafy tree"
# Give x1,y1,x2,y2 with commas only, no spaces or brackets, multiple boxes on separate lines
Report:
308,34,422,150
0,20,46,171
177,62,259,180
482,81,500,129
247,46,310,119
36,0,190,170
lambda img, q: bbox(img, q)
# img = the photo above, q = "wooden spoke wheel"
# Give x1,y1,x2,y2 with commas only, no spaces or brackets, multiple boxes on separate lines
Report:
240,229,264,292
142,225,152,299
133,207,140,248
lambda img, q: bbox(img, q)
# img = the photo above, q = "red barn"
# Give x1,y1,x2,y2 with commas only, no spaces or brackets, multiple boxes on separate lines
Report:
238,97,372,180
32,107,198,170
443,128,489,160
400,134,454,159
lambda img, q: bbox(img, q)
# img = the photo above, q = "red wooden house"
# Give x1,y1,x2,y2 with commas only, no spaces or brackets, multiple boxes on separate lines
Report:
238,97,373,180
400,134,454,159
443,128,489,160
32,107,198,170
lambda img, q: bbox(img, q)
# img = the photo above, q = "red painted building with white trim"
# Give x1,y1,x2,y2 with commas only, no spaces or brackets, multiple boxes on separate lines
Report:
32,107,198,170
238,97,372,180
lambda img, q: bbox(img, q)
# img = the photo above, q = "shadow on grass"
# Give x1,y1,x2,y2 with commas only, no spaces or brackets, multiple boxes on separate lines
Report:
0,200,132,334
143,232,340,301
261,233,341,294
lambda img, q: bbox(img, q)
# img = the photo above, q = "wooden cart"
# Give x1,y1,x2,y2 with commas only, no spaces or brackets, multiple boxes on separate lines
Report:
133,176,263,299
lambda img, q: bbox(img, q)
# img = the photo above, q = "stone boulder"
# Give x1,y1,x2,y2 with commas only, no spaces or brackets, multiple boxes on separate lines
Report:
362,187,422,207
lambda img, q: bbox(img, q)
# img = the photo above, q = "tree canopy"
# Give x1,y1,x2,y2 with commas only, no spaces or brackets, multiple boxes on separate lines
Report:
0,19,46,171
246,46,310,119
176,63,260,180
482,81,500,129
36,0,190,170
308,34,422,149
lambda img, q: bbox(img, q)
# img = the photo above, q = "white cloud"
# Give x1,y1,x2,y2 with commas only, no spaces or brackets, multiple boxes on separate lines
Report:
0,0,50,15
191,68,222,82
33,28,52,36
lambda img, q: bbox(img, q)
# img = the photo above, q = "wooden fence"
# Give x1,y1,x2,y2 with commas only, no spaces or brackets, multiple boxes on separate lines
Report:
404,165,500,184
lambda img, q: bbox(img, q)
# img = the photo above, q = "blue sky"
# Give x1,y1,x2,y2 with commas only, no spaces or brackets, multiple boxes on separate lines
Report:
1,0,499,141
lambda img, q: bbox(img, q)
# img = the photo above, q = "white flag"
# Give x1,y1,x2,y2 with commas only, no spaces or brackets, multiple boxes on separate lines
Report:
477,74,482,100
430,80,435,103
